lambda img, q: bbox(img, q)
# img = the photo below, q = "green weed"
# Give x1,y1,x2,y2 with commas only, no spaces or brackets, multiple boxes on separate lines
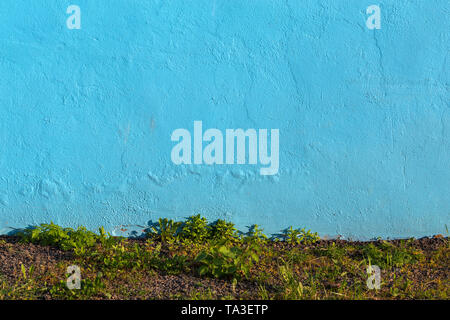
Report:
209,219,238,242
195,242,261,279
283,226,320,245
180,214,209,242
19,222,103,252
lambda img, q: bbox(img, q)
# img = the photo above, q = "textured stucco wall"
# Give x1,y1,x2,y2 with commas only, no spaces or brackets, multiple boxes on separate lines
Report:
0,1,449,239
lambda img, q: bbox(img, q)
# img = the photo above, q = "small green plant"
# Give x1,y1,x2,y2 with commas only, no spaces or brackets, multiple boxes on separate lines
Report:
285,248,311,264
246,224,268,243
258,284,271,300
195,242,260,279
157,255,190,275
98,226,120,248
50,273,106,299
209,219,237,242
278,260,304,299
19,222,102,252
150,218,182,242
284,226,300,244
180,214,209,242
283,226,320,245
19,264,35,281
314,242,348,262
362,241,423,269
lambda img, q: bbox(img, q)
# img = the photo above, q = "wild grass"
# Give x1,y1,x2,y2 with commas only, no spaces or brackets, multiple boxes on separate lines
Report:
0,216,447,300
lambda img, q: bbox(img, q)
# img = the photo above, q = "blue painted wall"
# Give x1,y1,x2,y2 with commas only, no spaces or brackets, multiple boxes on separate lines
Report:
0,1,448,239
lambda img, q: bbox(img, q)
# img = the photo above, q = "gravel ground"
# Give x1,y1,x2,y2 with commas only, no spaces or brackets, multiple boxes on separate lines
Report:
0,235,448,300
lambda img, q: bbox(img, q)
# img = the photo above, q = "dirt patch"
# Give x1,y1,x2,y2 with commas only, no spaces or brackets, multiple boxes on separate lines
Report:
0,235,448,300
